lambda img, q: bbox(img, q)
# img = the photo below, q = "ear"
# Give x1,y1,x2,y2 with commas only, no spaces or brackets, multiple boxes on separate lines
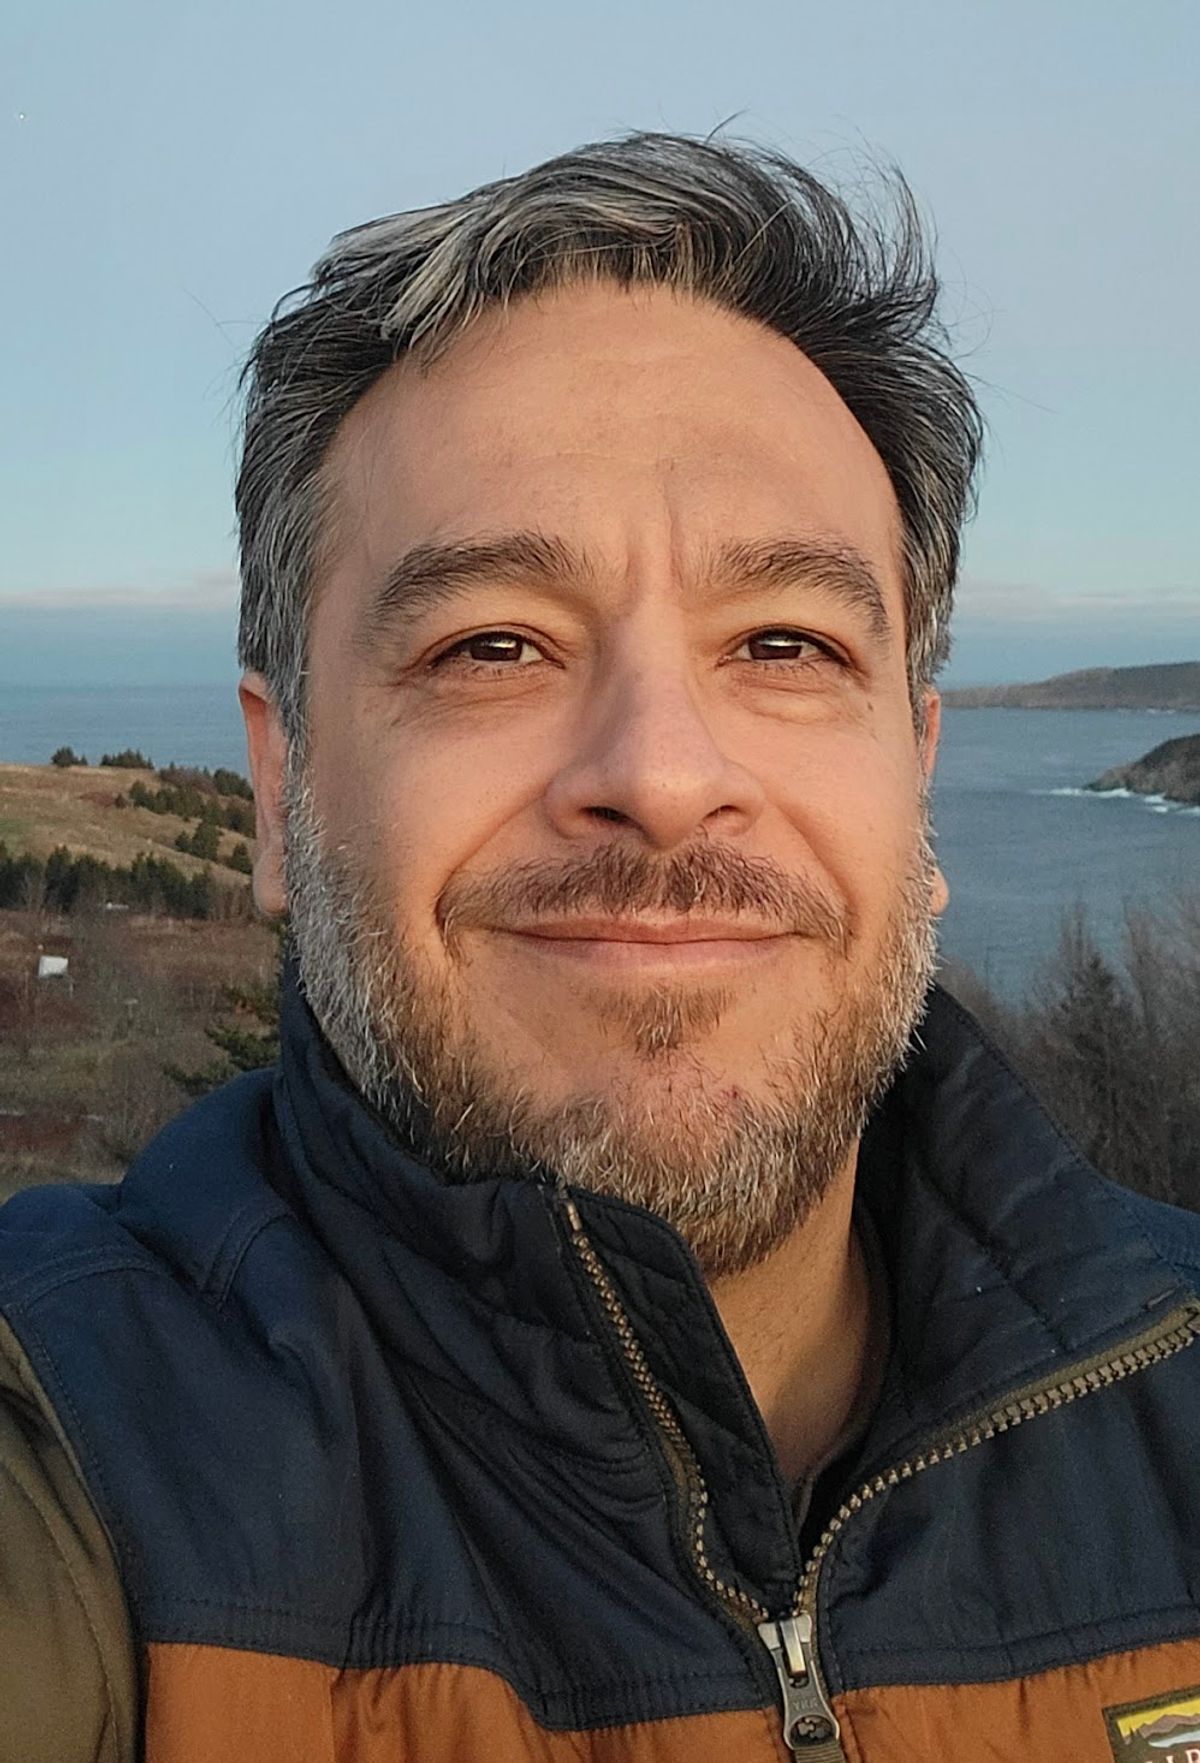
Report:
919,689,950,918
238,672,290,918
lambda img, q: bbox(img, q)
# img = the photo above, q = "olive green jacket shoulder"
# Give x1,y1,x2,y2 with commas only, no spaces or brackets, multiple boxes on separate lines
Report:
0,1312,137,1762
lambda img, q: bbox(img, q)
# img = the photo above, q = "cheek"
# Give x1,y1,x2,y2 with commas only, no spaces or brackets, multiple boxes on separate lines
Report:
773,740,923,929
314,715,557,941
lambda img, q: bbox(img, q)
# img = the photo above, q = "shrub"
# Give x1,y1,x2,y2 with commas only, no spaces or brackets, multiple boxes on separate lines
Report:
171,820,221,862
44,847,111,913
0,846,46,909
165,929,283,1097
212,768,254,801
122,772,255,831
157,764,253,802
157,764,215,794
946,898,1200,1210
191,820,221,862
50,746,85,768
99,749,152,769
0,842,249,921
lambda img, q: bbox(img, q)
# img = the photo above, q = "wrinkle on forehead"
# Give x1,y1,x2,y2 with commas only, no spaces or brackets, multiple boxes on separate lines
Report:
315,280,907,640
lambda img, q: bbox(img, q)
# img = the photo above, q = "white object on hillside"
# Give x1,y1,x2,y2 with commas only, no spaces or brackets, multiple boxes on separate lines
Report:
36,955,70,980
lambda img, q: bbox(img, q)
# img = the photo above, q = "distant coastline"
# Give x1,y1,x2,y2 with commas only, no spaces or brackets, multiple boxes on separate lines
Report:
942,661,1200,712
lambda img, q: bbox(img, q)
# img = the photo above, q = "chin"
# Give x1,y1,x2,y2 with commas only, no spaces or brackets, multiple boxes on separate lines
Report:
535,978,799,1067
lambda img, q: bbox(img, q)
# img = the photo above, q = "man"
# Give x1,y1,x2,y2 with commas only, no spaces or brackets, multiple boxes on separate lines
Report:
2,133,1199,1763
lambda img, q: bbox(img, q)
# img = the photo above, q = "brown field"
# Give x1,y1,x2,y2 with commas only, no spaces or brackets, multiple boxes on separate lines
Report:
0,762,255,875
0,908,276,1200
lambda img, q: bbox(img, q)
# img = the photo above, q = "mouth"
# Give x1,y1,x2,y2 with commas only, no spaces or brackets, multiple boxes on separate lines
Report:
492,918,798,972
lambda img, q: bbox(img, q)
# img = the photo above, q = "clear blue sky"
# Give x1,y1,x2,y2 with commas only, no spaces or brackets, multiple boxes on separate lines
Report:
2,0,1197,686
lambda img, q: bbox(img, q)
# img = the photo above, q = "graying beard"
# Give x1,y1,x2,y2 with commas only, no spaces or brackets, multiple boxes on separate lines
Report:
283,759,936,1277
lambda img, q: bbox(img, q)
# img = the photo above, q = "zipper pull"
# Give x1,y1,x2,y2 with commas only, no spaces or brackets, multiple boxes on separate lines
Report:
757,1614,846,1759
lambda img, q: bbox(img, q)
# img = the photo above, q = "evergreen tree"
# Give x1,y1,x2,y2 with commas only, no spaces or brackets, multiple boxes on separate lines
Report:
189,819,221,862
0,845,46,909
212,768,254,801
99,749,152,769
165,927,284,1097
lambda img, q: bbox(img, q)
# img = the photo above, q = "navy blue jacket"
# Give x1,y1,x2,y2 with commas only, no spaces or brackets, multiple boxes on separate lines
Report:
1,976,1199,1761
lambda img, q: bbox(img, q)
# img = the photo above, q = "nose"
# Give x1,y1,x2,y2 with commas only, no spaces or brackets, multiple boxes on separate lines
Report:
542,641,767,851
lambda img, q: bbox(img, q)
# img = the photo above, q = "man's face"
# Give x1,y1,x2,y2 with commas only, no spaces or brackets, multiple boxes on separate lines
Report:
245,282,946,1276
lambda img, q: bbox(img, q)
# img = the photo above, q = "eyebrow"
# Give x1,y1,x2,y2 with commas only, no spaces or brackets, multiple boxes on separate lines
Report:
359,532,593,646
703,536,893,644
358,529,894,650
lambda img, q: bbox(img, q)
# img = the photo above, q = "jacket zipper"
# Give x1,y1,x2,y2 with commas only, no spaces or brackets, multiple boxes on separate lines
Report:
562,1198,1200,1760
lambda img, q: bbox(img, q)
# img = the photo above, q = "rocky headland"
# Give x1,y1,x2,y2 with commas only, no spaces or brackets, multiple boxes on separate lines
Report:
1086,734,1200,806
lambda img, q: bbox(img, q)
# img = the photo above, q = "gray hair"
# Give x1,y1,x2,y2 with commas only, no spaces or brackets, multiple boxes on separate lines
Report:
237,131,983,738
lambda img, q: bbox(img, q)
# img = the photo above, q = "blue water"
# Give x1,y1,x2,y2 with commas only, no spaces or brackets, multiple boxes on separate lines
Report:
3,686,1198,998
0,683,252,776
934,708,1200,995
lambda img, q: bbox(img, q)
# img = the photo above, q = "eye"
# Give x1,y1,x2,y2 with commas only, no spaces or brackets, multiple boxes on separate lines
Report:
433,630,542,670
735,629,836,665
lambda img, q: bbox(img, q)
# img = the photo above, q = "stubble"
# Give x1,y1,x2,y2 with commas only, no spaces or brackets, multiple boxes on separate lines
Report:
283,762,936,1278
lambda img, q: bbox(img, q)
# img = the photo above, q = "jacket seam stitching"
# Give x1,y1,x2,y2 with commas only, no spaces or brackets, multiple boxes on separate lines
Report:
848,1600,1200,1658
210,1208,289,1307
0,1251,161,1308
584,1231,806,1599
906,1154,1072,1356
141,1617,757,1703
551,1214,718,1601
935,987,1196,1313
1100,1183,1200,1283
403,1356,648,1470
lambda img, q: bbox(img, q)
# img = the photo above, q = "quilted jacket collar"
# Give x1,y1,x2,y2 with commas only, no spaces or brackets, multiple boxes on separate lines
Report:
854,987,1187,1462
261,960,1190,1607
275,961,1182,1378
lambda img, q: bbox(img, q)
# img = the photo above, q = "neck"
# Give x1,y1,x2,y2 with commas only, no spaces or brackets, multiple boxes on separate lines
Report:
707,1154,868,1485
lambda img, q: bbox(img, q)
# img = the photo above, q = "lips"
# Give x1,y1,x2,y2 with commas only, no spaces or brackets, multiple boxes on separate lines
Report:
504,917,789,944
487,916,800,978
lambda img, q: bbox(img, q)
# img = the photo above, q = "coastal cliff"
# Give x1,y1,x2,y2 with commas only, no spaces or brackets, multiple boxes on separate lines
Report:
1087,734,1200,806
942,661,1200,711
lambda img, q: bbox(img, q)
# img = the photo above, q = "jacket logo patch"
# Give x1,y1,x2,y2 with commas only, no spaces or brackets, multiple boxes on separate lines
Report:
1105,1687,1200,1760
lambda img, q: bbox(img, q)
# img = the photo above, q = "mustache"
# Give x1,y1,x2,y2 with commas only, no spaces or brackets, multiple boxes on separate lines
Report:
436,841,849,952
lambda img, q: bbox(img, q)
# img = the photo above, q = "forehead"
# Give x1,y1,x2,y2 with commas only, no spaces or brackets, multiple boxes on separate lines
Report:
319,281,904,605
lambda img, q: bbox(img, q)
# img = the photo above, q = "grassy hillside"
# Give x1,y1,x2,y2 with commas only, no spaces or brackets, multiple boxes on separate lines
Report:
0,759,269,1194
0,762,255,880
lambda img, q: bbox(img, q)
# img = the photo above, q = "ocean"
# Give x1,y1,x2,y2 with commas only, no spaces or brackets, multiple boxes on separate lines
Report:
3,684,1198,999
933,708,1200,995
